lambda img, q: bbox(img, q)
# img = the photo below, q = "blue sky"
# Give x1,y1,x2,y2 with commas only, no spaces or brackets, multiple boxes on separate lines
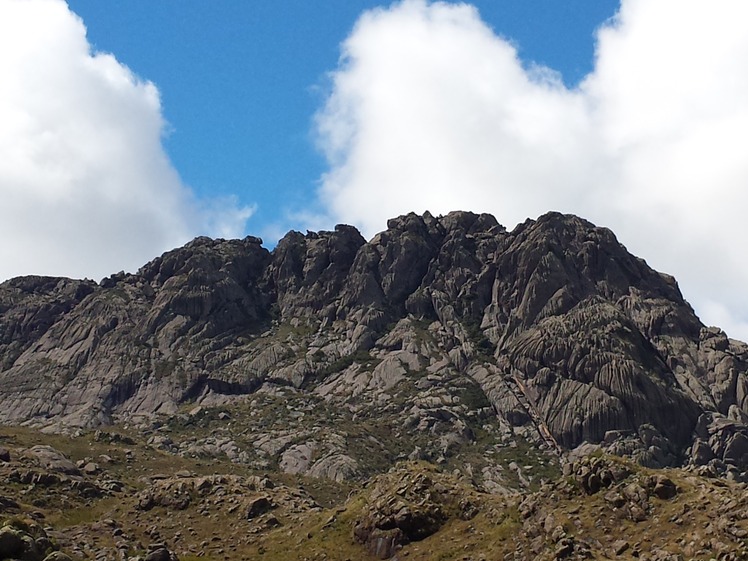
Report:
2,0,748,341
65,0,619,236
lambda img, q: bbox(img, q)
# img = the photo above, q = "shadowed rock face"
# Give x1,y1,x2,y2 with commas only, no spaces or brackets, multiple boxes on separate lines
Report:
1,211,747,473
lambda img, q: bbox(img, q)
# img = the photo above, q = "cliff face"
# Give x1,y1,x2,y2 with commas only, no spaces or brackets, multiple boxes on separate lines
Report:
1,211,747,477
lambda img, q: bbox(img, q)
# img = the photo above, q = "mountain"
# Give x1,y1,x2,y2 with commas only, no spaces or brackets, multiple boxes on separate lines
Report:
1,210,748,484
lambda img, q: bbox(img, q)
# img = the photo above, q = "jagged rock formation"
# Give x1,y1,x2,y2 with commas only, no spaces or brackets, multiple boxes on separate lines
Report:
1,211,748,478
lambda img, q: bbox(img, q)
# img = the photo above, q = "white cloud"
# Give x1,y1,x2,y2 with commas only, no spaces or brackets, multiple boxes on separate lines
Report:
314,0,748,341
0,0,253,281
316,1,600,232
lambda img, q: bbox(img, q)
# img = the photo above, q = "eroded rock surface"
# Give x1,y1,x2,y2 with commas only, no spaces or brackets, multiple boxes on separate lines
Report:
1,211,748,477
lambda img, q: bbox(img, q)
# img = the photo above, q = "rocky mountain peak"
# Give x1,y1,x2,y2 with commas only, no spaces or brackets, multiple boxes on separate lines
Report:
1,210,747,484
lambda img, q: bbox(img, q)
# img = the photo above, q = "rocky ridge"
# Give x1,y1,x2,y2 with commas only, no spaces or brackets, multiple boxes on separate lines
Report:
1,211,748,481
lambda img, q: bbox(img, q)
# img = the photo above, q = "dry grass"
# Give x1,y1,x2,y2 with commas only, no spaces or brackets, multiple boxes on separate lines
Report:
1,425,747,561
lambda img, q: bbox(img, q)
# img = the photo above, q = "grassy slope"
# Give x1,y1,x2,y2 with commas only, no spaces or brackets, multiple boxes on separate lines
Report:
1,424,747,561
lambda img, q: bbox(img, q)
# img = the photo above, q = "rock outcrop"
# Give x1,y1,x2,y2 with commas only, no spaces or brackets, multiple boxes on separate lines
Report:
1,211,748,477
0,518,67,561
352,463,478,559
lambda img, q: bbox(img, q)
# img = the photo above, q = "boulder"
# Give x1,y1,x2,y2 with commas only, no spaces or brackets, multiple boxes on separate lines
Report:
246,496,274,519
25,446,79,475
0,526,25,559
652,476,677,500
43,554,73,561
144,546,178,561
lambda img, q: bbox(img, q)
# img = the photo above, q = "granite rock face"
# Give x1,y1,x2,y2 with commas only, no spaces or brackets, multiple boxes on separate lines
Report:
1,211,747,475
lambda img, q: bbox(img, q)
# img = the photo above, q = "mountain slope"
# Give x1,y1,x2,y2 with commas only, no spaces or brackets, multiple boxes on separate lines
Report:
1,211,747,480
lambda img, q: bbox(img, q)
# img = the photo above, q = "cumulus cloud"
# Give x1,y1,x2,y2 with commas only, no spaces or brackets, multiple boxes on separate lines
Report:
314,0,748,341
0,0,253,282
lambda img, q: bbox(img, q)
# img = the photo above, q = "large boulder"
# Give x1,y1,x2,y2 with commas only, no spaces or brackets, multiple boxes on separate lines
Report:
25,445,79,475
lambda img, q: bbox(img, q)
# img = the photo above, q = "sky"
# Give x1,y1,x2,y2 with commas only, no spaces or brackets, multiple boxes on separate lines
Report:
1,0,747,342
